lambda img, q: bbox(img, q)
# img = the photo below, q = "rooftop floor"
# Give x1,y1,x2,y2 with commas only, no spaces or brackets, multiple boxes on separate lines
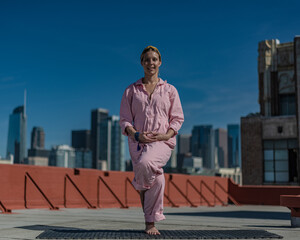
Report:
0,205,298,240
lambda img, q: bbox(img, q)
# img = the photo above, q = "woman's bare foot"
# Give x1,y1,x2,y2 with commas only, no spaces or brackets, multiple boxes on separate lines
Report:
145,222,160,235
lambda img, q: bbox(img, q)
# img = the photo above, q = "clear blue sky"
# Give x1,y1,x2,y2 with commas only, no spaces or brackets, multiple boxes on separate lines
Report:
1,0,300,158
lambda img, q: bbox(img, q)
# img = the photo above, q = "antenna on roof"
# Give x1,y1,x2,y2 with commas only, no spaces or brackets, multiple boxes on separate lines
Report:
24,89,27,117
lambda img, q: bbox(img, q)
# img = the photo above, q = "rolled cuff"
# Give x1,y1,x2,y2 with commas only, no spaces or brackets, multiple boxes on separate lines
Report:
168,124,180,136
145,212,166,222
121,122,133,136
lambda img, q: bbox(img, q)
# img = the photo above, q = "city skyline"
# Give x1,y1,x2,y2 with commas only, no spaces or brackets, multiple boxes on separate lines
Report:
1,0,300,157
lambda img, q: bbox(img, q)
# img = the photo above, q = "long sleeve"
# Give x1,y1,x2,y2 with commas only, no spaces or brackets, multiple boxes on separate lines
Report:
119,87,134,136
168,86,184,135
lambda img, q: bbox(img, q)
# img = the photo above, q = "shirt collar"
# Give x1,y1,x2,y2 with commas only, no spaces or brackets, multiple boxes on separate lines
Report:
135,78,166,86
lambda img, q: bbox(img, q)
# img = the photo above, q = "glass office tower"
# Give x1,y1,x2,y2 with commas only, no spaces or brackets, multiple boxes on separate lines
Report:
227,124,240,168
6,105,27,164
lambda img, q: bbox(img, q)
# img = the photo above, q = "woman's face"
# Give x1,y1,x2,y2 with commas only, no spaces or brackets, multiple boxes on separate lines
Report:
141,50,161,77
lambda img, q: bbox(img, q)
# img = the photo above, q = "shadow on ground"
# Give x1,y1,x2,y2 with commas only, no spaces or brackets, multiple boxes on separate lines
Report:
16,225,82,231
164,211,290,220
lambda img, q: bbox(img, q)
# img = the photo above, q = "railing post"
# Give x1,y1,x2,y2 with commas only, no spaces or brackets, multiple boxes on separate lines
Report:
65,174,96,209
200,180,202,205
24,174,27,209
214,180,216,206
169,177,197,207
24,172,59,210
64,175,67,208
98,176,127,209
0,201,12,214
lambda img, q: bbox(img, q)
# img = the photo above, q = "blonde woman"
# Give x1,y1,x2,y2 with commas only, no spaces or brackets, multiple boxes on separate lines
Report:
120,46,184,235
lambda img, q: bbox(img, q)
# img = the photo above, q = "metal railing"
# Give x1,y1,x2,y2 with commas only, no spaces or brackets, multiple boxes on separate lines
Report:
0,201,11,213
64,174,96,209
98,176,127,208
24,172,59,210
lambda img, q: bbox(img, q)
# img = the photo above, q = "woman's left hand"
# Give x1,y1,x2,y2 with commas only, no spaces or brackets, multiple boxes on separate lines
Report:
148,132,170,141
147,129,175,141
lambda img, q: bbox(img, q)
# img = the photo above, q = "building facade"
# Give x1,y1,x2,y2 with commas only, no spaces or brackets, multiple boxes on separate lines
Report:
91,109,125,171
214,128,228,168
241,37,300,185
191,125,215,169
31,127,45,149
6,105,27,164
28,126,50,166
75,149,92,168
72,130,91,150
91,108,109,169
71,129,92,169
103,115,125,171
227,124,240,168
49,145,76,168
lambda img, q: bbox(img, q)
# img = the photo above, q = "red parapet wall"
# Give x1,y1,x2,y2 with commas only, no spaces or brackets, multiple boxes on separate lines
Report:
228,179,300,205
0,164,229,212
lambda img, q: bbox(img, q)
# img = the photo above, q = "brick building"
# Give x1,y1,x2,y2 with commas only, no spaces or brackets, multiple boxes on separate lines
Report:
241,37,300,185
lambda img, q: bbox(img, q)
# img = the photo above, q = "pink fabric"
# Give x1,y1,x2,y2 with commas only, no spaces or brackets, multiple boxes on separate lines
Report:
119,78,184,222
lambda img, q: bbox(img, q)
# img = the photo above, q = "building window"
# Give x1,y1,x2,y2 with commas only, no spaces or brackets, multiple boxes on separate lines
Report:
279,94,296,115
263,139,298,183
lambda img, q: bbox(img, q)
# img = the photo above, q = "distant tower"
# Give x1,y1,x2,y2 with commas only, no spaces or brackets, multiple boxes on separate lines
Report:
215,128,228,168
191,125,215,169
6,90,27,163
91,108,109,169
227,124,240,168
107,115,125,171
71,130,92,169
31,127,45,149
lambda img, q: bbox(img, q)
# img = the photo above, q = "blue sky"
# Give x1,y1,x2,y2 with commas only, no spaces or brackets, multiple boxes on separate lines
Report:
1,0,300,158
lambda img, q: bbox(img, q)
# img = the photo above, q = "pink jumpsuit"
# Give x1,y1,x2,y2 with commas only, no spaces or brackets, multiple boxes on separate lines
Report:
119,78,184,222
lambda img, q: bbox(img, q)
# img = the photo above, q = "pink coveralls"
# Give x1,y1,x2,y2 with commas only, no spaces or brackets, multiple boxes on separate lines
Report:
119,78,184,222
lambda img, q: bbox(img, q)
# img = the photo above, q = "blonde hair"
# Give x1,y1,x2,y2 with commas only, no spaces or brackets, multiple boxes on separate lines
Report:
140,46,162,62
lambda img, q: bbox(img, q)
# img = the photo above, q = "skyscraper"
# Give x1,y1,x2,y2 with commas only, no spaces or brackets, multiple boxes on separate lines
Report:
107,115,125,171
28,126,50,166
31,127,45,149
91,108,109,169
6,105,27,164
177,134,191,154
90,109,125,171
71,130,92,169
215,128,228,168
227,124,240,168
191,125,215,169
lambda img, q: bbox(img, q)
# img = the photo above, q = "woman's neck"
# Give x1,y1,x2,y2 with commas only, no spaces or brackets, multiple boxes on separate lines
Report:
142,75,159,84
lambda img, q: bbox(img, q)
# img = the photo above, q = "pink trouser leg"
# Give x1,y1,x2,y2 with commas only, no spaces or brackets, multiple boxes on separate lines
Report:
131,142,172,222
143,173,166,222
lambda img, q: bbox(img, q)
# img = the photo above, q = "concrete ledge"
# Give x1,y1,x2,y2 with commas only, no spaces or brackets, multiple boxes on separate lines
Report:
291,217,300,228
280,195,300,228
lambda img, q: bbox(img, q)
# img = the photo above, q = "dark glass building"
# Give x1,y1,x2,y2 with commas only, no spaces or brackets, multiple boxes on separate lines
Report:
191,125,215,169
72,130,91,150
91,108,109,169
227,124,240,168
6,105,27,163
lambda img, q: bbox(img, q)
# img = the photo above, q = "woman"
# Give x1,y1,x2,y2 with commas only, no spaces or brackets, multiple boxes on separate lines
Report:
119,46,184,235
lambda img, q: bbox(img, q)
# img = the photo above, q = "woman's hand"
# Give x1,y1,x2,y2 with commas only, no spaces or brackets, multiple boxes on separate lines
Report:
138,132,157,143
145,129,175,142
